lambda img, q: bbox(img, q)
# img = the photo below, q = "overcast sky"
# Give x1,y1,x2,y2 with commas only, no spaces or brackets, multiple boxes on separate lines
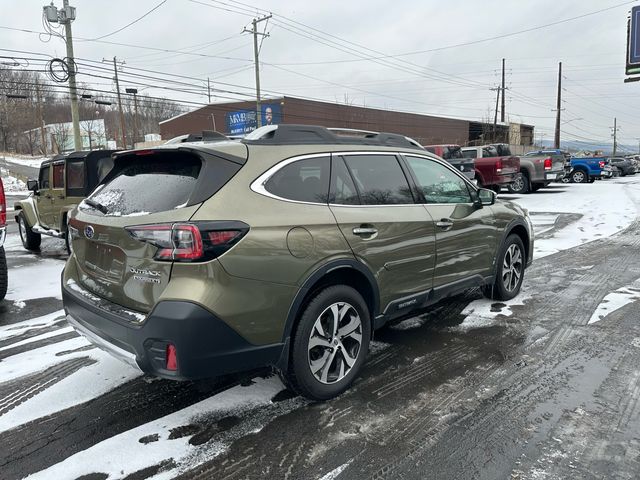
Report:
1,0,638,148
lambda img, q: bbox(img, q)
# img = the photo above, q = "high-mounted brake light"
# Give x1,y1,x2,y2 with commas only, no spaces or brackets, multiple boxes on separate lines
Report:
544,157,552,170
135,150,155,156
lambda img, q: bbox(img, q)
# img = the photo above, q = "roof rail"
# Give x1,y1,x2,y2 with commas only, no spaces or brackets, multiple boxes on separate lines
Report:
242,124,424,150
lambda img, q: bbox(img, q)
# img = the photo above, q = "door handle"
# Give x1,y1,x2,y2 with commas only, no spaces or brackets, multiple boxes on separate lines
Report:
353,227,378,236
436,219,454,229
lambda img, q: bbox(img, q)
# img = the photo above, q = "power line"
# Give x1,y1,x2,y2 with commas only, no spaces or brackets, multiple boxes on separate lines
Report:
81,0,167,41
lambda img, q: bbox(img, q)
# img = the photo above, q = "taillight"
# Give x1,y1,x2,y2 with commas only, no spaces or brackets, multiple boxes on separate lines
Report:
544,158,552,170
599,161,606,168
0,179,5,226
126,222,248,262
496,159,503,173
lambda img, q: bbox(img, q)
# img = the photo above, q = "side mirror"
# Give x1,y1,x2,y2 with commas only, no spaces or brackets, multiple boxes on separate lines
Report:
27,179,39,192
474,188,496,207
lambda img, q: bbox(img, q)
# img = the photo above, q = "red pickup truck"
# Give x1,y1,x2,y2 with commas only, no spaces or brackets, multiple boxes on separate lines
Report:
461,145,520,192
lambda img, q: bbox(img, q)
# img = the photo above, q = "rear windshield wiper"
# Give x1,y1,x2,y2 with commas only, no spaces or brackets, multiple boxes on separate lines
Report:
83,198,108,214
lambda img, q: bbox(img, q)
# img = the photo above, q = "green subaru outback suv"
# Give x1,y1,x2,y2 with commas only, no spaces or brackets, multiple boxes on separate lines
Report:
62,125,533,400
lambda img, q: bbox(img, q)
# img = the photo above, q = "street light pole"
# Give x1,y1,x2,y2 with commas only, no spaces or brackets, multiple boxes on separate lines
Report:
61,0,81,151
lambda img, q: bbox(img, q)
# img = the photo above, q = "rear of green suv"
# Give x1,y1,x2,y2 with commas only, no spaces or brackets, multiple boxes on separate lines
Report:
63,124,533,400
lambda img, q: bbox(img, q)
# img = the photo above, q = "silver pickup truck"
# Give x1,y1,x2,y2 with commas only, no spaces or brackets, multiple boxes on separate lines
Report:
493,145,566,194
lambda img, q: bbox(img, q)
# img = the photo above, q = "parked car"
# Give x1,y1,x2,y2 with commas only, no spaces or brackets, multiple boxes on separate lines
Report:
510,148,567,193
62,124,533,401
423,145,475,181
608,157,636,176
15,150,118,253
461,145,520,193
566,157,610,183
0,177,7,301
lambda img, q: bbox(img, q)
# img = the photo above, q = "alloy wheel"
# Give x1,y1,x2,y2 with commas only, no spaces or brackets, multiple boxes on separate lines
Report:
573,171,585,183
512,175,525,192
307,302,363,384
502,244,523,292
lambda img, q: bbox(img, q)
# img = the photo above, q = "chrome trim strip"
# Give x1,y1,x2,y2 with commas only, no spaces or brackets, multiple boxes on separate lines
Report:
250,150,479,207
66,313,142,370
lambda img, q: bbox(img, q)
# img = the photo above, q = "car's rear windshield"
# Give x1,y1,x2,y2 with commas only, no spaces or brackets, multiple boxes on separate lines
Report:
81,154,202,216
444,147,463,159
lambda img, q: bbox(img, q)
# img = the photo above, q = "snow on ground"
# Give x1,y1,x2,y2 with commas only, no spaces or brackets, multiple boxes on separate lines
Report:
588,278,640,324
26,376,304,480
1,154,49,169
501,179,640,259
1,167,27,194
0,346,140,433
5,257,65,301
0,309,65,340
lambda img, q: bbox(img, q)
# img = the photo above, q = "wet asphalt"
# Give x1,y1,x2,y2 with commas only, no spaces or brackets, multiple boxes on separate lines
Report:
1,184,640,479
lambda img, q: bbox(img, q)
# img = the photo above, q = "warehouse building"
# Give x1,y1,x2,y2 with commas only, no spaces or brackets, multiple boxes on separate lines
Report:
159,96,534,147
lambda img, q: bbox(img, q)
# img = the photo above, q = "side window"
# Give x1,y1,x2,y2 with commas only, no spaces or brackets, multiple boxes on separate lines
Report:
97,157,115,182
66,161,85,189
39,165,50,189
52,163,64,189
343,154,414,205
264,156,330,203
329,157,359,205
405,156,472,204
462,150,476,159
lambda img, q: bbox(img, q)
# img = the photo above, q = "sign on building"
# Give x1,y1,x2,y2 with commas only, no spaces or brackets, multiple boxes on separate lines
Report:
626,5,640,75
225,103,282,135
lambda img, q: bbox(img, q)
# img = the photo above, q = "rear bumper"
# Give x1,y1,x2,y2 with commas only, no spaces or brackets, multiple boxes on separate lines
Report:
493,172,517,185
63,284,285,380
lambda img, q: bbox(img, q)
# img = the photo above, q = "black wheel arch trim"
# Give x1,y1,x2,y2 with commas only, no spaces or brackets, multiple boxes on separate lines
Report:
281,259,380,344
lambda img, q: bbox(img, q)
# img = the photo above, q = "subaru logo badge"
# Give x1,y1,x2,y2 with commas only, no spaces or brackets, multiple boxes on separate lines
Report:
460,165,464,171
84,225,95,239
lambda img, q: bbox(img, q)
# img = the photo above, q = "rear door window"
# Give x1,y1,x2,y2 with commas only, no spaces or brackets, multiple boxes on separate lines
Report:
343,154,414,205
66,160,86,196
264,156,330,203
39,165,50,189
84,155,202,216
52,163,64,189
405,156,472,204
462,150,476,159
329,156,359,205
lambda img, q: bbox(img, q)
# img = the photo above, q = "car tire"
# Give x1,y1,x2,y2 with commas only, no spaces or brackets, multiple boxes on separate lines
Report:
62,216,73,255
588,178,596,183
482,234,526,301
17,211,41,251
286,285,371,401
508,172,529,194
570,169,588,183
0,246,7,301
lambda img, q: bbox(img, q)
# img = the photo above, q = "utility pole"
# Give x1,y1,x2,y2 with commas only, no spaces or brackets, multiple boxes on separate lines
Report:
554,61,562,149
611,117,619,155
112,57,127,149
491,86,500,142
501,58,506,123
243,15,271,128
43,0,81,150
207,77,211,104
35,79,47,155
126,88,139,146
